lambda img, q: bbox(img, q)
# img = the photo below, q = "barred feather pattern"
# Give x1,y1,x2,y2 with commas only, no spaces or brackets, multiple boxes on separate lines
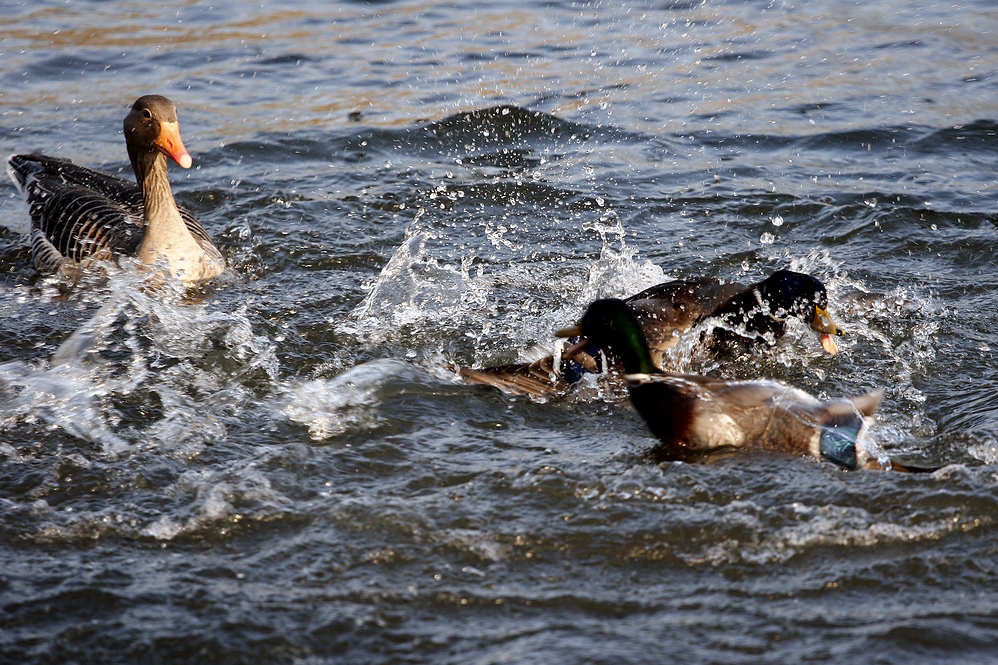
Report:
7,153,222,273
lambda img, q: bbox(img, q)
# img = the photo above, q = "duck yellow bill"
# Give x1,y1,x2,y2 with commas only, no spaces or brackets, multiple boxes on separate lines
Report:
154,121,193,169
555,324,582,339
555,324,587,359
554,324,600,371
811,306,843,355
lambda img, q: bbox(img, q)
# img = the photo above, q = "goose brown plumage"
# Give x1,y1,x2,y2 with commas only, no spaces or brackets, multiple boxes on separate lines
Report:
7,95,225,286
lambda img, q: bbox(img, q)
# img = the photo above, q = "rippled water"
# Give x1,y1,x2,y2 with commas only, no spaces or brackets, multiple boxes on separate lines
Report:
2,1,998,663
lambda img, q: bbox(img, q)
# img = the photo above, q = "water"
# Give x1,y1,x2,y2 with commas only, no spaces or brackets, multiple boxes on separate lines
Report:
2,0,998,662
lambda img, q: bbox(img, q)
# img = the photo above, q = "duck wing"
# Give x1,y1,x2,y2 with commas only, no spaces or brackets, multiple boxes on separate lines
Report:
625,373,806,452
626,278,746,360
459,355,571,396
626,276,743,306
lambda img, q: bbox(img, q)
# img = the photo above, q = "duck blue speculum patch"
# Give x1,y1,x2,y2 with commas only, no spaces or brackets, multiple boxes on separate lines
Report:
819,424,860,469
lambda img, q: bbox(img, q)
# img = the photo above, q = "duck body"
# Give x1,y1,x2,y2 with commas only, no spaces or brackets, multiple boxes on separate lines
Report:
7,95,225,286
626,270,841,363
625,371,882,468
460,270,842,396
624,276,754,368
561,298,889,470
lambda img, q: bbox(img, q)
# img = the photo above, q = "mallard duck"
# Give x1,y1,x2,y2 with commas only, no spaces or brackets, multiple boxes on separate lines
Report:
7,95,226,286
555,298,889,470
459,269,843,396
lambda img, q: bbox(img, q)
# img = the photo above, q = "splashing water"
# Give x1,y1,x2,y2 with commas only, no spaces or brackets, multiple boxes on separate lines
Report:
0,272,278,456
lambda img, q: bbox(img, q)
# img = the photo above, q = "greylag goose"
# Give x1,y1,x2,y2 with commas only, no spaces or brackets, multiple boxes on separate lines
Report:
7,95,226,286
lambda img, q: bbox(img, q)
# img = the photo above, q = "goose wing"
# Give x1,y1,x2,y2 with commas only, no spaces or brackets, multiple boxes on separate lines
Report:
10,154,143,265
9,153,221,269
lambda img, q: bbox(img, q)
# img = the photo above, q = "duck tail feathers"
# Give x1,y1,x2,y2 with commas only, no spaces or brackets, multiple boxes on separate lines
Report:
850,388,884,418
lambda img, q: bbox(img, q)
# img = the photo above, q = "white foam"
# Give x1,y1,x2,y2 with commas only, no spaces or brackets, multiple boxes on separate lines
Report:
1,273,277,455
281,359,422,440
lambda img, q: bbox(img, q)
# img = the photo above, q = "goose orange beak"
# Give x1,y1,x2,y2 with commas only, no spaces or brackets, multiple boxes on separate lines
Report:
819,334,839,355
154,121,192,169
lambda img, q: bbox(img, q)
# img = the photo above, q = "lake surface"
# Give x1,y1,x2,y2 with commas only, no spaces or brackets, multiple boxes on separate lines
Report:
2,0,998,663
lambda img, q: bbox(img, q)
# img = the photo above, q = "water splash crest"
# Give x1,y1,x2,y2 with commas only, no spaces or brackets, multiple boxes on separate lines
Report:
0,274,278,456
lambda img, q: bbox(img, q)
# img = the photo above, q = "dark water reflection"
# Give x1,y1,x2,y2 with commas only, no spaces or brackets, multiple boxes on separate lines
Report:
2,0,998,663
